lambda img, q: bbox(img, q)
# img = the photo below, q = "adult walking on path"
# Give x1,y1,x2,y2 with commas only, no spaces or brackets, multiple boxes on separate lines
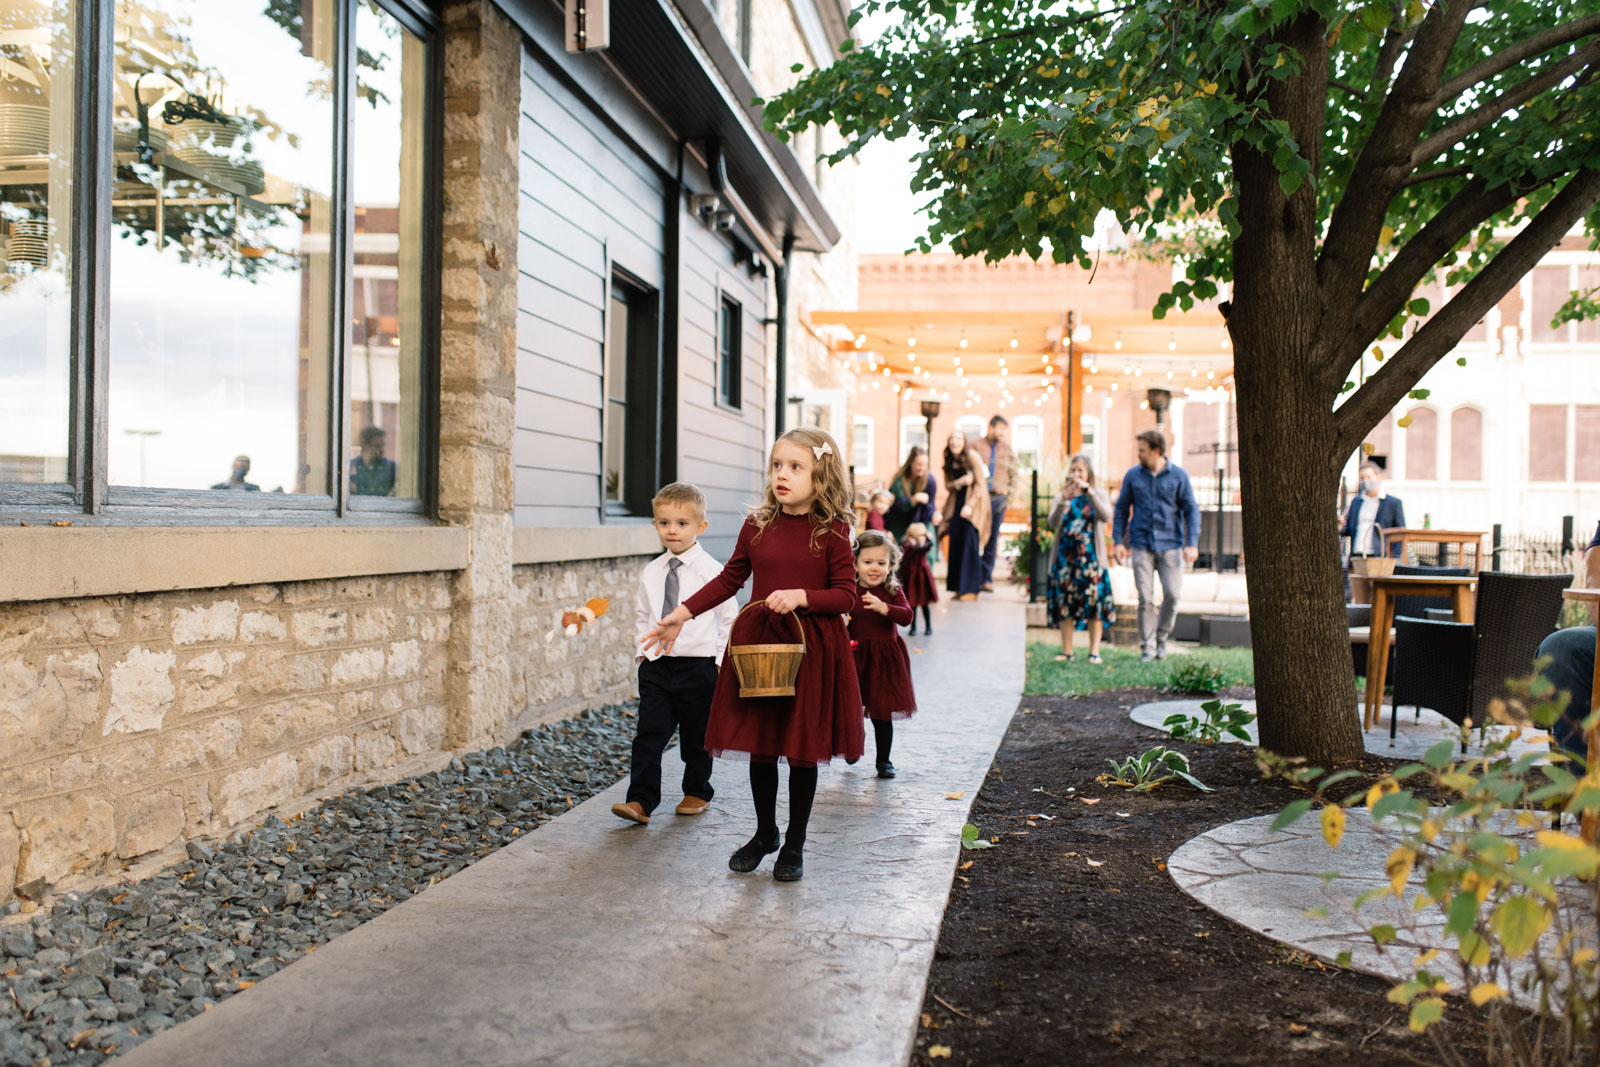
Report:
1047,452,1115,664
885,446,939,542
979,415,1020,592
940,432,991,601
113,600,1025,1067
1112,429,1201,661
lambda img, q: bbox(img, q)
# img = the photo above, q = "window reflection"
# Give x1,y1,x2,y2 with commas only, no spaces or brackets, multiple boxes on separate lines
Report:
0,0,74,483
347,1,424,501
108,0,334,493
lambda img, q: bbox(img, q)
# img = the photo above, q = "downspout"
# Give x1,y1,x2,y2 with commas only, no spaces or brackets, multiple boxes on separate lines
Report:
661,139,685,485
774,232,794,436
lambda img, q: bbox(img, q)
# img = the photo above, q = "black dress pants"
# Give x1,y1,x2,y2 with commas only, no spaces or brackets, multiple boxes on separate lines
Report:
626,656,718,814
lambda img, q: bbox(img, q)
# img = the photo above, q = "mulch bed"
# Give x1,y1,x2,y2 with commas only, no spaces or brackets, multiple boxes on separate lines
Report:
910,687,1493,1066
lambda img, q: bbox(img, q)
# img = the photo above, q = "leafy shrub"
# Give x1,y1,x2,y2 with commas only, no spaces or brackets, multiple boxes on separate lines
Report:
1101,746,1212,793
1260,668,1600,1064
1165,698,1257,744
1165,658,1229,695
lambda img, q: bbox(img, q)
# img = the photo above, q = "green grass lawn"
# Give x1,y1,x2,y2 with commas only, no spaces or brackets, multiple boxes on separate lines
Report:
1024,642,1256,696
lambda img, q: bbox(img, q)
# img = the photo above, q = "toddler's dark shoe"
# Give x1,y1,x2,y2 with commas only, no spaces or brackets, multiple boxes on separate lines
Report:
773,844,805,882
876,762,896,779
728,832,779,873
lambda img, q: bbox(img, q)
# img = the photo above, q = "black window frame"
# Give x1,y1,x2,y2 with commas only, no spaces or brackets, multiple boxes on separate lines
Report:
0,0,443,526
717,291,743,411
603,266,663,521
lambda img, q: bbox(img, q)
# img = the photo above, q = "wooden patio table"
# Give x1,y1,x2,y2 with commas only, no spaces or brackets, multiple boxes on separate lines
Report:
1362,574,1478,731
1380,528,1486,569
1560,589,1600,843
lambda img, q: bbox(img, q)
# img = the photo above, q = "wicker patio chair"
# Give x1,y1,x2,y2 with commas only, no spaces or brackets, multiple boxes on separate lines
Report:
1389,571,1573,745
1348,563,1473,677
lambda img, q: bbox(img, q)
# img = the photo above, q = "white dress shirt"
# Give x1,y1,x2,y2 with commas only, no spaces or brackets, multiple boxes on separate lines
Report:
635,541,736,662
1354,494,1383,557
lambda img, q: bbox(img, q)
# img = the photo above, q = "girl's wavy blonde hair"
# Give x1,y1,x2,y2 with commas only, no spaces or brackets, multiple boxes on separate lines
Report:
853,529,903,594
750,427,855,553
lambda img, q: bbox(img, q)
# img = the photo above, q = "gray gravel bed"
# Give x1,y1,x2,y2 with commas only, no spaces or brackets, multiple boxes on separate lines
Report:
0,703,640,1066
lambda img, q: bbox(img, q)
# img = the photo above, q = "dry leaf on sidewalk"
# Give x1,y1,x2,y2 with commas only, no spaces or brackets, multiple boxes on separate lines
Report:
945,791,965,800
928,1045,953,1059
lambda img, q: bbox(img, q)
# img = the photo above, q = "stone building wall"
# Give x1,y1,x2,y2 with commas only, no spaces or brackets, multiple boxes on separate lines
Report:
0,573,454,903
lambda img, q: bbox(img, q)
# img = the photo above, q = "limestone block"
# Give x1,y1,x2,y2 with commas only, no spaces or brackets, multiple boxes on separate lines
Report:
380,686,404,712
128,601,165,638
240,611,287,642
97,739,159,789
70,601,123,641
161,715,243,773
183,780,214,836
330,647,385,687
292,609,348,648
216,753,299,826
179,649,246,714
16,794,115,886
0,609,46,654
1,651,102,755
286,652,331,692
52,753,98,791
352,606,397,643
106,647,176,735
354,727,397,773
117,790,185,859
247,697,338,751
399,705,447,756
334,578,377,601
0,818,18,903
171,601,240,646
387,638,422,680
245,584,282,605
297,735,354,792
280,580,335,606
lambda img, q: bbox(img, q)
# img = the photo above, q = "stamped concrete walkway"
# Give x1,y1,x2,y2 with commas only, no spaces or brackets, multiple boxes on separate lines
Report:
118,596,1024,1067
1130,698,1548,763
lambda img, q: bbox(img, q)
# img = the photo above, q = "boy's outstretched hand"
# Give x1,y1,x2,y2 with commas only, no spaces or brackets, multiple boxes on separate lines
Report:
642,604,692,656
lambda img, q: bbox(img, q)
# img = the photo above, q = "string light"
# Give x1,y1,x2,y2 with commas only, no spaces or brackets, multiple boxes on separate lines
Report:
1140,400,1149,410
1166,370,1174,380
997,357,1006,368
882,367,890,376
953,356,961,367
959,335,969,349
1009,333,1019,349
1090,363,1099,374
854,334,866,349
1134,367,1143,377
872,380,880,389
907,336,916,347
1114,333,1123,351
1207,370,1216,379
1111,382,1119,391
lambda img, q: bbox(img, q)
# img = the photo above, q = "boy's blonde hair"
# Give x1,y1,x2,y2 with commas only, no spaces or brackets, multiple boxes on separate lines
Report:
854,529,903,594
751,427,854,552
870,489,893,506
905,522,930,541
652,482,707,521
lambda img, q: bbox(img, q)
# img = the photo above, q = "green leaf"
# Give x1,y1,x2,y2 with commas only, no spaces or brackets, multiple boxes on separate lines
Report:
1271,798,1313,831
1369,922,1398,945
1277,169,1303,196
1423,739,1455,769
1320,769,1361,791
1408,298,1431,317
1409,997,1445,1033
1490,897,1550,958
961,823,979,841
1174,771,1214,793
1445,891,1478,937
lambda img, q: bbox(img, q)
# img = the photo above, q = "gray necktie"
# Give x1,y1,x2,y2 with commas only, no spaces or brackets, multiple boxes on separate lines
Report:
662,557,683,618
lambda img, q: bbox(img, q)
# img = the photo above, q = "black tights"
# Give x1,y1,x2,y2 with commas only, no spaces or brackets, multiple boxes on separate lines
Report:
872,719,893,766
920,605,932,630
750,762,818,848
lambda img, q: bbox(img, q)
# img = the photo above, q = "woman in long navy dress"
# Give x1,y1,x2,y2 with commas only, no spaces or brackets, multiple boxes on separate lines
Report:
940,433,990,600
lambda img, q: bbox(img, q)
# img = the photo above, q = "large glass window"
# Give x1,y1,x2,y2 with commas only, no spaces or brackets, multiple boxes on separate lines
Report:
717,293,741,409
605,271,659,517
108,0,336,494
347,0,426,502
0,0,75,484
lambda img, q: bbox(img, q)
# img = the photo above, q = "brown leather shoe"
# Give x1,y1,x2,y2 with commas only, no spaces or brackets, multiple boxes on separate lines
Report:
675,796,710,816
611,801,650,825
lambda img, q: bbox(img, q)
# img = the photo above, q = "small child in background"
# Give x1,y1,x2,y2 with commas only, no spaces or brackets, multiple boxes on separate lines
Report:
865,489,892,532
849,529,917,778
899,521,938,636
614,482,737,826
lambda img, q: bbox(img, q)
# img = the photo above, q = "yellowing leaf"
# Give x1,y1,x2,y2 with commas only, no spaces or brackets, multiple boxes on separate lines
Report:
945,791,966,800
1199,79,1219,96
954,134,966,149
928,1046,953,1059
875,84,891,97
1536,830,1593,851
1366,779,1398,811
1379,225,1395,245
1420,819,1440,843
1322,804,1346,849
1409,996,1444,1033
1470,982,1507,1006
958,861,973,871
1136,97,1158,119
1048,195,1068,215
1491,896,1551,958
1396,415,1413,429
1414,949,1439,967
1386,845,1415,897
1362,442,1376,455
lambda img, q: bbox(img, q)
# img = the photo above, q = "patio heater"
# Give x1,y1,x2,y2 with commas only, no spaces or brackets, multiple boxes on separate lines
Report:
920,398,941,453
1146,387,1172,424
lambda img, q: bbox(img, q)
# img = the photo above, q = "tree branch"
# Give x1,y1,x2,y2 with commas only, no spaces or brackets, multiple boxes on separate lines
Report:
1414,39,1600,166
1372,22,1421,102
1329,78,1367,98
1315,1,1475,328
1332,169,1600,457
1436,12,1600,102
1401,164,1473,188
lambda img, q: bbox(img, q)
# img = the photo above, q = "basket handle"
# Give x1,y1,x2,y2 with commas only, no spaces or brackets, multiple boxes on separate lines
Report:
736,600,806,653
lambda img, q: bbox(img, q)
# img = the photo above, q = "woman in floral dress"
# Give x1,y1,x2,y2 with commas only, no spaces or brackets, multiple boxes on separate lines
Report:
1047,452,1115,663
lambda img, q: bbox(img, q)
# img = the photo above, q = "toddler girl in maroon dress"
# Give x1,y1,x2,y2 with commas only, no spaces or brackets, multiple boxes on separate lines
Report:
643,427,863,882
849,530,918,778
899,522,938,636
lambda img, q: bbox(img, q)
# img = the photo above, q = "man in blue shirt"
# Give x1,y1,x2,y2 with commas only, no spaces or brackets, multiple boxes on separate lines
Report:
1112,429,1202,661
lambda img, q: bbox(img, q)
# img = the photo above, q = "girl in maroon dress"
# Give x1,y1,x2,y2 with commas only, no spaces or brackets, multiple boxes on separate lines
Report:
643,427,863,882
849,530,918,778
898,521,938,635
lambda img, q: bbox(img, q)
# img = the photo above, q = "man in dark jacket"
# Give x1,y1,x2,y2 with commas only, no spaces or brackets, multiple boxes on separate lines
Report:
1340,458,1405,560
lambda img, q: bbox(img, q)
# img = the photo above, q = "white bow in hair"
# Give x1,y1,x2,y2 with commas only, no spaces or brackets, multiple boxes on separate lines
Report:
812,441,833,461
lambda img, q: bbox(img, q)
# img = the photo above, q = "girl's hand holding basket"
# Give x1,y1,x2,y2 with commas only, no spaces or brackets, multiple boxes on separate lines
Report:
765,589,808,615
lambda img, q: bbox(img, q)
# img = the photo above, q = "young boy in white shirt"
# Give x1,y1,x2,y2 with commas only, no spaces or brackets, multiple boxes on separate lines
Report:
612,482,737,825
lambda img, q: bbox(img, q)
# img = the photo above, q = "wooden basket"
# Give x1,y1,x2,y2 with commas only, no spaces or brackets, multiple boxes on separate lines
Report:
729,602,806,697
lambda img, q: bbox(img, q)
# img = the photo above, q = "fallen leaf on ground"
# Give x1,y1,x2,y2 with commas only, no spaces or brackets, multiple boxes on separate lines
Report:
1086,858,1104,867
945,791,965,800
1080,797,1100,805
928,1046,953,1059
958,861,973,870
921,1013,934,1028
1288,1023,1307,1033
236,980,256,990
1027,813,1056,820
1115,812,1130,817
914,649,925,654
1063,851,1079,857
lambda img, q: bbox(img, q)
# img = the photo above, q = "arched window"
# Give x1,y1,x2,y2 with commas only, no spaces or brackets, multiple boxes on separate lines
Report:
955,415,986,441
1449,407,1482,481
1403,407,1437,481
1079,415,1102,476
851,415,874,473
898,415,928,462
1011,415,1043,473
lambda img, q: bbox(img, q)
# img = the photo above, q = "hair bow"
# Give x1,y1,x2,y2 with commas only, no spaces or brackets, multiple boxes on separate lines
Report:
812,441,833,461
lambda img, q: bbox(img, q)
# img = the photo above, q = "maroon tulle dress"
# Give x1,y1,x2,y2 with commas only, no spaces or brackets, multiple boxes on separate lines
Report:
848,584,918,722
899,538,939,609
683,513,865,765
865,509,887,532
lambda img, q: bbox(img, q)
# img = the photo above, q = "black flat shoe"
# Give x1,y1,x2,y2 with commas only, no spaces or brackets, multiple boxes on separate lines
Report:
773,844,804,882
845,756,860,766
876,762,896,779
728,833,780,873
